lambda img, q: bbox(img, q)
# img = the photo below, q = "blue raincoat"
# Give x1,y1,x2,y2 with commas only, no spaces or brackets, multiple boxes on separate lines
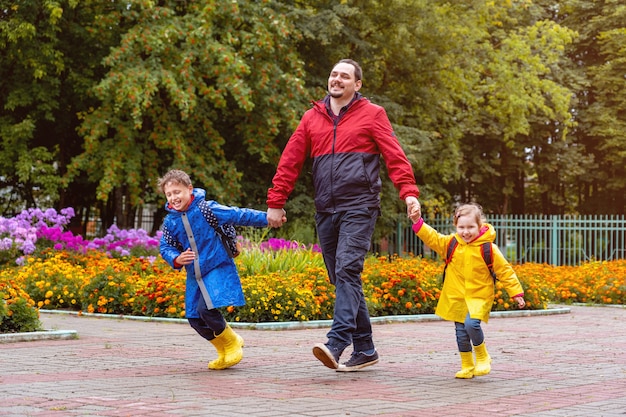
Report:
159,188,267,318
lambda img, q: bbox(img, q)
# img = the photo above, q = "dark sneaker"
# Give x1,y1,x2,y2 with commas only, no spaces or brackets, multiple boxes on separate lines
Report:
336,350,379,372
312,343,342,369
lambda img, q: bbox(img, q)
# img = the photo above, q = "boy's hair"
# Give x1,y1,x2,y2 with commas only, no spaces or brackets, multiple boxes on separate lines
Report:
157,169,192,193
453,203,486,227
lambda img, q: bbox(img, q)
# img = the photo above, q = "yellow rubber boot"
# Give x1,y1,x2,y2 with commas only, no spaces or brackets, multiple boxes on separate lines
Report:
455,351,475,379
473,342,492,376
208,326,244,370
208,336,226,370
220,325,245,369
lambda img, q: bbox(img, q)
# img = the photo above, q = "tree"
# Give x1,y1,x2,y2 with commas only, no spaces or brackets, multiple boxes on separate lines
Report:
440,1,576,214
67,0,309,229
0,0,126,231
560,0,626,214
0,1,69,212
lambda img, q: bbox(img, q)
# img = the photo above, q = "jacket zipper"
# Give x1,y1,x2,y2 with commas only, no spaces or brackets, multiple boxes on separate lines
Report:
330,121,338,213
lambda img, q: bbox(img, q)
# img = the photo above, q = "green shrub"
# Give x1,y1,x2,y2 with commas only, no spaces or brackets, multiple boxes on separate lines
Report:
0,280,42,333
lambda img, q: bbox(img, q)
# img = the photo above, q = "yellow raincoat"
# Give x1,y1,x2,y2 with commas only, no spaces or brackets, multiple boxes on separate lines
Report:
415,221,523,323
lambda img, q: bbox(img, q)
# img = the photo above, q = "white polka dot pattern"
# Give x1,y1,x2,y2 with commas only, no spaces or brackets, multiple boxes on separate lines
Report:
198,200,239,257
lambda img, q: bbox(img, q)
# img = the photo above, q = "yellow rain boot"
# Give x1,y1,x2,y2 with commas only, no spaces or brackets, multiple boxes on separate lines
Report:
473,342,492,376
455,351,475,379
208,337,226,370
208,326,244,370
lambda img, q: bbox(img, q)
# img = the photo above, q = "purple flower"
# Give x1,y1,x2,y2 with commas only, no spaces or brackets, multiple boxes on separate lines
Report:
20,240,36,255
258,237,321,253
0,237,13,251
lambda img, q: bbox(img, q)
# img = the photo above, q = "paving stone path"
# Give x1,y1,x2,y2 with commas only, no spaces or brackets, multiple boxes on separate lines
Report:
1,305,625,417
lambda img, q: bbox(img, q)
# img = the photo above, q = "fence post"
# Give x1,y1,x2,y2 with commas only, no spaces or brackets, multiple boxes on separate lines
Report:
396,219,404,257
551,215,559,266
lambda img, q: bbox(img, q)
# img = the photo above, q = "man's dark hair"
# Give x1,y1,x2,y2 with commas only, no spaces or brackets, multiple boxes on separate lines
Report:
337,58,362,81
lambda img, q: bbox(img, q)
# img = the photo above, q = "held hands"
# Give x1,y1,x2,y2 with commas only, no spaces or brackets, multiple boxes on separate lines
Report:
513,296,526,309
176,248,195,266
267,208,287,228
405,196,421,223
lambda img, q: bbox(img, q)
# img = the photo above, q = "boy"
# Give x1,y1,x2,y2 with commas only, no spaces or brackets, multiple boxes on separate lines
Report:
158,169,269,369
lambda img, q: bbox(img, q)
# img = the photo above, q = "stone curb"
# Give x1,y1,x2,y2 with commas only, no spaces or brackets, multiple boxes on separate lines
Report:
34,306,571,331
0,329,78,344
0,307,573,342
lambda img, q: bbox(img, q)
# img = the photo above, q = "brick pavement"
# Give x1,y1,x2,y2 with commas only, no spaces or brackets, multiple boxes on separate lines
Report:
1,305,625,417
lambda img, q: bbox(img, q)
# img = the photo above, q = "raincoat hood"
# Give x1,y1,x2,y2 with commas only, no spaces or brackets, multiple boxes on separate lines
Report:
454,223,496,247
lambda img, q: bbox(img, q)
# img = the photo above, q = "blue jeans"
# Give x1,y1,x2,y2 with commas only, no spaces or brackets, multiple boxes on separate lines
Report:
455,313,485,352
315,208,378,353
188,291,227,341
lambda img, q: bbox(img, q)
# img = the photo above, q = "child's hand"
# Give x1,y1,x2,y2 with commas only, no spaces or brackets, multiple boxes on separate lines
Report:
513,296,526,309
176,248,195,266
405,197,421,223
409,208,421,223
408,204,422,224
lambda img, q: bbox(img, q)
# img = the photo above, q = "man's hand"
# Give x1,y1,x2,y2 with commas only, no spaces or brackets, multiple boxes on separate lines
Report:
267,208,287,228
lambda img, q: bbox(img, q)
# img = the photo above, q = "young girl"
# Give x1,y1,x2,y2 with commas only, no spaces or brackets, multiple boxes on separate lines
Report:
409,203,525,378
158,169,270,370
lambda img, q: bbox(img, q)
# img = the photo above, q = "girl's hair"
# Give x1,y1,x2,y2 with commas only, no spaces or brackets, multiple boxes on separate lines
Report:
453,203,486,227
157,169,192,193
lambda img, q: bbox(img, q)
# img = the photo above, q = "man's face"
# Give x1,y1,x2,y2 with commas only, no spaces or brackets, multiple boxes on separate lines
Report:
328,62,362,100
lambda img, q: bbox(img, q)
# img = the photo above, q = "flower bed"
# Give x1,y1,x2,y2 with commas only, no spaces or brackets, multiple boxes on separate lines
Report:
1,208,625,333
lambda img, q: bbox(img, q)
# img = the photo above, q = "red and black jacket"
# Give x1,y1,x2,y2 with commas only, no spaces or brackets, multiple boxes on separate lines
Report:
267,94,419,213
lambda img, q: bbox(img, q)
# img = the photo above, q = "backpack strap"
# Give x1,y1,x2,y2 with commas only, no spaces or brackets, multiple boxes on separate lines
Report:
198,200,220,229
481,242,497,284
442,236,459,283
198,200,240,258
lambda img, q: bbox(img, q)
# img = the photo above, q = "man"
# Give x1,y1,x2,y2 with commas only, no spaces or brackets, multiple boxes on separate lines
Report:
267,59,420,371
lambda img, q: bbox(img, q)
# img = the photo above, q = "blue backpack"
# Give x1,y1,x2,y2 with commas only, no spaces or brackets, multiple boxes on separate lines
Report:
442,236,497,284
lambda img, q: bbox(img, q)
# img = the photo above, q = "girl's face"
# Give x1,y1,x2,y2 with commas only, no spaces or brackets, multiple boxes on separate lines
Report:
455,214,481,243
163,182,193,211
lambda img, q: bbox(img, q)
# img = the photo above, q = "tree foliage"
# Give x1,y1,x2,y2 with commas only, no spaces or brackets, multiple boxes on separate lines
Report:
1,1,69,210
0,0,125,227
66,0,308,228
559,0,626,214
1,0,625,240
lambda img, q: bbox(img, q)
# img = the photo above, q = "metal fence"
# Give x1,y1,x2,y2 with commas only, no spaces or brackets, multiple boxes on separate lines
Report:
378,215,626,266
92,208,625,266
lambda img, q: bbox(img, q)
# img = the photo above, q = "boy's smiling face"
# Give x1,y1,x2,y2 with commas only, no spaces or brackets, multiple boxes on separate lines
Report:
164,181,193,211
